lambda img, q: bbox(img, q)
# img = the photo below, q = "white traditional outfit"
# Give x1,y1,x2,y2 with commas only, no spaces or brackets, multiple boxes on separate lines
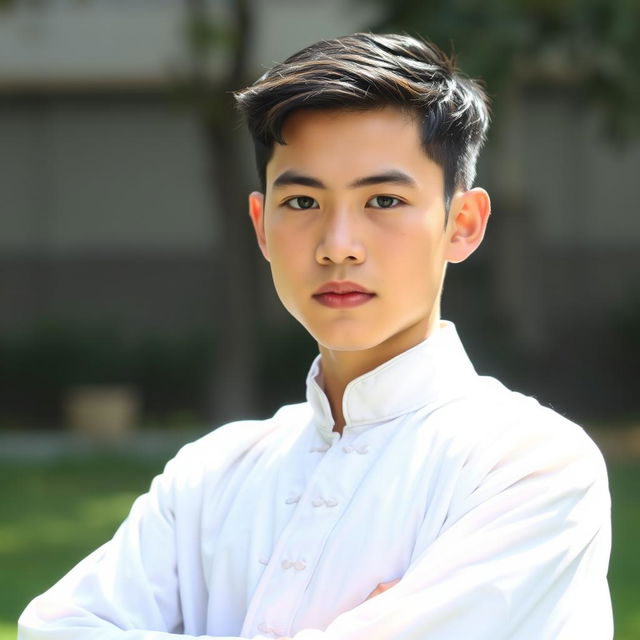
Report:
19,322,612,639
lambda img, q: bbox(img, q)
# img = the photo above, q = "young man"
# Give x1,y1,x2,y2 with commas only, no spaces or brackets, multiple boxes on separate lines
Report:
19,33,612,639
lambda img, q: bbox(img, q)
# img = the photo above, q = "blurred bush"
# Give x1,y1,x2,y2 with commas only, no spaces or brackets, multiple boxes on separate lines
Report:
0,321,215,430
0,318,322,430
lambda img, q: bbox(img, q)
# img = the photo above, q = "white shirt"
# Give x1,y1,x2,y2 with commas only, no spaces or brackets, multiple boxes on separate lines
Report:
18,322,612,639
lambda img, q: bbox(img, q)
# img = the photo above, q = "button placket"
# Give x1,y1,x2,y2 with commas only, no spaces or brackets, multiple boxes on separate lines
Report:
281,558,307,571
309,444,331,453
311,496,339,508
242,433,379,637
342,443,369,455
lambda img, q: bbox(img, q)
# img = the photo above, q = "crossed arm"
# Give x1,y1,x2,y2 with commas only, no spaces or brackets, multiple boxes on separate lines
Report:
274,581,398,640
18,428,612,640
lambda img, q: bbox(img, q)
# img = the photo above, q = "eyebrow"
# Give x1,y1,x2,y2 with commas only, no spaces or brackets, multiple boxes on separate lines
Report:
350,171,416,188
271,169,417,190
272,171,325,189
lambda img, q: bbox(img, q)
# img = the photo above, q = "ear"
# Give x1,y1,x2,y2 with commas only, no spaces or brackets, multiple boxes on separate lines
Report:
248,191,270,261
445,187,491,264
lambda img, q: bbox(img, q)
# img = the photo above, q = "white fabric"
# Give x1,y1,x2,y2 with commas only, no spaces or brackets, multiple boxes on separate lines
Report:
18,322,612,639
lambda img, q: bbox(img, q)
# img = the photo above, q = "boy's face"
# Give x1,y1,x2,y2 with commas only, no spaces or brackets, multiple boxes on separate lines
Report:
249,107,489,359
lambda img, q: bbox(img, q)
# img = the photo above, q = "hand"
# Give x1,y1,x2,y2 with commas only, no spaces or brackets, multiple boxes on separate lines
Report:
365,578,400,601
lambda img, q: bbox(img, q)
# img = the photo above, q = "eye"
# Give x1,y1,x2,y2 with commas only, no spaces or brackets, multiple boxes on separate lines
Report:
367,195,402,209
284,196,318,210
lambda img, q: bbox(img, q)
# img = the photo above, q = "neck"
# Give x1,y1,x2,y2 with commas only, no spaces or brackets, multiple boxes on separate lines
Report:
318,314,441,435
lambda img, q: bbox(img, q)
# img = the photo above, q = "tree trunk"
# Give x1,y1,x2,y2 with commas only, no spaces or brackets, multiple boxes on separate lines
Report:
186,0,261,423
204,120,261,424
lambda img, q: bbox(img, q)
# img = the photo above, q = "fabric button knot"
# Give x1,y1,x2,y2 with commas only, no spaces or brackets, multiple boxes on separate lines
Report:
309,445,330,453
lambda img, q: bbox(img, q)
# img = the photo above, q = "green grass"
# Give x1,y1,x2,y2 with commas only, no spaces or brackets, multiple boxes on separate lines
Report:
1,457,639,639
608,462,640,638
0,455,164,640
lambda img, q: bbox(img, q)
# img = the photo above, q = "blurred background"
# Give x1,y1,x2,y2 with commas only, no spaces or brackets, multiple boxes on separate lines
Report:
0,0,638,638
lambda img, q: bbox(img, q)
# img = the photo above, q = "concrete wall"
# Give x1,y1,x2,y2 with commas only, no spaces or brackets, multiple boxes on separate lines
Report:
0,1,638,420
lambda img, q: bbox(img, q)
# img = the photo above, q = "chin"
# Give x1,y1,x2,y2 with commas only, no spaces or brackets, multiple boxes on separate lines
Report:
308,327,388,353
317,340,379,353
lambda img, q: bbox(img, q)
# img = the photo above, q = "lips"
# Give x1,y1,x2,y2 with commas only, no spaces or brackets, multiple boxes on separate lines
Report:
312,281,375,309
314,281,373,295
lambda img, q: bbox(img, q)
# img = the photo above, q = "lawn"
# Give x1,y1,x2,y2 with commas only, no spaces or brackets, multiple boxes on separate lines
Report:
0,455,164,640
1,455,638,639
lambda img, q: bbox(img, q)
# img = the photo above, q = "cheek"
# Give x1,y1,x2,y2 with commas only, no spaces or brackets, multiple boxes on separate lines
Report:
265,228,307,295
381,240,447,308
268,236,299,269
386,231,444,275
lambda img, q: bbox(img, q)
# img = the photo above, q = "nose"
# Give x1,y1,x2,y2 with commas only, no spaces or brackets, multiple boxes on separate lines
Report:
315,209,366,265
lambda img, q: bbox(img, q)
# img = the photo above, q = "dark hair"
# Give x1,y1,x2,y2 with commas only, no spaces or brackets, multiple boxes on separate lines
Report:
234,33,490,213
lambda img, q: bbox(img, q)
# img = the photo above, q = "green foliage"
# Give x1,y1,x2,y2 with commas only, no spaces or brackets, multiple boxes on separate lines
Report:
0,317,320,428
371,0,640,137
257,321,319,415
0,321,133,387
0,321,215,428
184,12,231,58
611,293,640,355
131,331,215,421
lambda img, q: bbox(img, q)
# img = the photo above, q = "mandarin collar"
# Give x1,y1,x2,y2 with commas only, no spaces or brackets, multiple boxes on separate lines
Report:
305,321,477,442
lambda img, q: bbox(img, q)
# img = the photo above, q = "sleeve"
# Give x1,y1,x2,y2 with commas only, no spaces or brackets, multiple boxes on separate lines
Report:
291,418,612,640
18,413,612,640
17,444,272,640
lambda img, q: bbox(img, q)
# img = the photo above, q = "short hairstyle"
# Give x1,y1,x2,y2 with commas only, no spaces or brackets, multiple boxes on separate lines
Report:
234,33,490,213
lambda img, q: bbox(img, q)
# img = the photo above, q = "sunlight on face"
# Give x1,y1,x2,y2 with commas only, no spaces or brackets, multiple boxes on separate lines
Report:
252,107,458,362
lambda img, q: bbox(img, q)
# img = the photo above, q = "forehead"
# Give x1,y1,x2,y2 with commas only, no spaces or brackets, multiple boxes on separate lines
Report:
266,107,442,187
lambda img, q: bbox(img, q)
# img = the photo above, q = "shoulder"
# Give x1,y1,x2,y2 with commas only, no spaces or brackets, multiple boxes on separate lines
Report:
476,376,606,469
155,401,313,493
442,376,610,521
443,374,605,464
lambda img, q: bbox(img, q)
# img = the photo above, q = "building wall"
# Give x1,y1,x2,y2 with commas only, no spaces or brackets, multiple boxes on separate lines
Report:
2,90,639,332
1,1,638,419
483,91,640,337
0,95,216,255
0,0,382,333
